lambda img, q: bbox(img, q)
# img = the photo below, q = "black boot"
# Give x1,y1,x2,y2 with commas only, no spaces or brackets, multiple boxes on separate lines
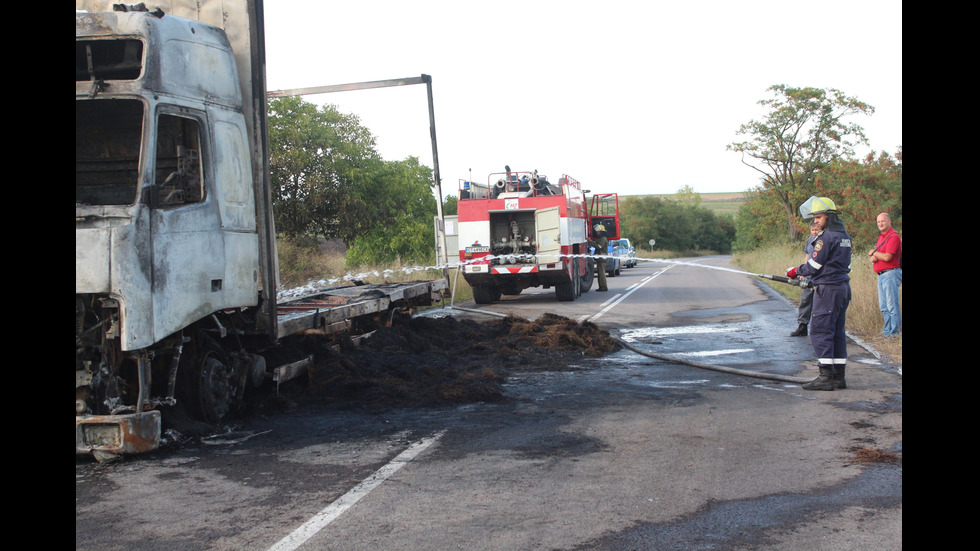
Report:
802,365,835,391
833,364,847,389
789,323,808,337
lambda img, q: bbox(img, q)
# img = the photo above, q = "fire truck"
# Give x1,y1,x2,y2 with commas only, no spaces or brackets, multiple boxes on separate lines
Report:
456,166,619,303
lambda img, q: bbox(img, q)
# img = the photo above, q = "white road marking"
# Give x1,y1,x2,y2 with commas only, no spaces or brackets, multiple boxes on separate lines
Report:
675,348,754,357
267,430,445,551
578,265,674,324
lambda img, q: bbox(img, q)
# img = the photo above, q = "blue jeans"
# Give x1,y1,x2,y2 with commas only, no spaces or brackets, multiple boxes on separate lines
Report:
877,268,902,336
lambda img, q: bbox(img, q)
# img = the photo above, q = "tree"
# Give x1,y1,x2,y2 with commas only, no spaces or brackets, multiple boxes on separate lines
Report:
620,194,734,253
813,148,902,248
732,147,902,252
268,97,440,265
442,195,458,216
344,157,438,267
268,96,381,242
728,85,874,240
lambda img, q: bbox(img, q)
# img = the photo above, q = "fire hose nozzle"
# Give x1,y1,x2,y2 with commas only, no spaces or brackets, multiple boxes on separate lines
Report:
759,274,801,287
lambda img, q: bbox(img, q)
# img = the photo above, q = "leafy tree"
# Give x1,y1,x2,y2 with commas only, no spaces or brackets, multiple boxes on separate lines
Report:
442,195,458,216
345,157,438,267
620,193,734,253
268,97,440,265
268,96,381,243
728,85,874,240
733,147,902,252
812,148,902,248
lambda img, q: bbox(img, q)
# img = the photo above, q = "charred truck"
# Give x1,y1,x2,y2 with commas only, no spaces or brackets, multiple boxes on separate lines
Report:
457,166,620,303
76,1,447,458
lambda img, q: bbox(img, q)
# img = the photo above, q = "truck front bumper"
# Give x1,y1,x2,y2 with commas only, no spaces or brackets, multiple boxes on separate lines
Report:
76,410,161,455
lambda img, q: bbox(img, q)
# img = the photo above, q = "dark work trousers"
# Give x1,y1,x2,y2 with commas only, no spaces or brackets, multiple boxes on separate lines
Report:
809,282,851,365
797,284,813,325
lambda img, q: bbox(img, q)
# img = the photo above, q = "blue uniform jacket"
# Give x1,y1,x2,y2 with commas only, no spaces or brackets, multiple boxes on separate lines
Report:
797,223,852,286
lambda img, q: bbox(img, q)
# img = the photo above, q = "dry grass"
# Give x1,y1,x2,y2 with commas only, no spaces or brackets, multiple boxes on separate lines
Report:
849,447,902,465
277,237,472,303
734,243,902,365
276,237,348,289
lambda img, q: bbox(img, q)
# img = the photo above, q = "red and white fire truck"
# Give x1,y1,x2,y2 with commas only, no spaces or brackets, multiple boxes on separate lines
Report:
456,166,620,303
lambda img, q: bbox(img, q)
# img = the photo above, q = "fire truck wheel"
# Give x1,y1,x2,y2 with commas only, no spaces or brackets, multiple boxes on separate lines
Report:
580,258,594,293
472,285,500,304
573,261,582,298
556,265,576,301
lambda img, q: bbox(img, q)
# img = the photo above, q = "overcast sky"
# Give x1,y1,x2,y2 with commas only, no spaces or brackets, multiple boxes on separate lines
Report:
263,0,902,199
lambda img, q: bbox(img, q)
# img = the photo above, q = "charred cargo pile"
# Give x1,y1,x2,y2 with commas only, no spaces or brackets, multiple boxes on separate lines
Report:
289,314,621,409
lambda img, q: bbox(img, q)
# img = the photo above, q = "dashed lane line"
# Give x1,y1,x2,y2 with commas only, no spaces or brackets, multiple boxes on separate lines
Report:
578,264,675,324
267,430,446,551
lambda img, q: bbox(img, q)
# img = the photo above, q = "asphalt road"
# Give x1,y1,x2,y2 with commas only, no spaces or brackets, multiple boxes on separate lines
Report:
76,256,902,550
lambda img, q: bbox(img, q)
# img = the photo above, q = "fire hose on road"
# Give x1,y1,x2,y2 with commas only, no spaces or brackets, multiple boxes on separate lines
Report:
615,338,812,384
614,265,813,384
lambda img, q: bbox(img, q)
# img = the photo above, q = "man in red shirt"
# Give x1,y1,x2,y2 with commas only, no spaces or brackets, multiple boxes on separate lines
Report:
869,212,902,336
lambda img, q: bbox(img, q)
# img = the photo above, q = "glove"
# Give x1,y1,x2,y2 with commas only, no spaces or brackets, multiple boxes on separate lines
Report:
786,267,798,279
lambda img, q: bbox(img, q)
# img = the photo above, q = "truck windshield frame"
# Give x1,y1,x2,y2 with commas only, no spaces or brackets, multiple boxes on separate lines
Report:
76,98,145,206
76,39,144,81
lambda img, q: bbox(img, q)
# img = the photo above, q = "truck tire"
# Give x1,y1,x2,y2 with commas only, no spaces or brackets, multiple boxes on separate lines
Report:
580,258,594,293
555,279,575,301
556,262,576,302
472,285,500,304
179,332,238,425
573,260,581,298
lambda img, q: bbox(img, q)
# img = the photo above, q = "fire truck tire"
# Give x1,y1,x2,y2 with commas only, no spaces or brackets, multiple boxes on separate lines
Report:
472,285,500,304
555,281,575,301
573,261,582,298
580,258,595,293
556,265,576,302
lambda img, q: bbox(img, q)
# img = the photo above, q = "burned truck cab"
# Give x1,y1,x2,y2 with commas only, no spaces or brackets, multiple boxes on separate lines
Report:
76,10,262,455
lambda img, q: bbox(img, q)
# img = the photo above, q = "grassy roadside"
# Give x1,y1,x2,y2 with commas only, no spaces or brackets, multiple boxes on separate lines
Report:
733,243,902,366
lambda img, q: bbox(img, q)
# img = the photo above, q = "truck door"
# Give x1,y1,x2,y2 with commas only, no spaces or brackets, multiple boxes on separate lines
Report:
588,193,620,240
147,109,228,345
535,206,561,264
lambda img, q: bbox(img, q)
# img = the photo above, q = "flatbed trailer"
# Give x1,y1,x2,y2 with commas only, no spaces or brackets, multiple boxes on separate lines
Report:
276,279,449,338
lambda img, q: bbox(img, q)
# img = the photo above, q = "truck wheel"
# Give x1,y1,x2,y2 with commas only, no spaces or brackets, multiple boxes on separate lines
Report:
472,285,500,304
180,333,237,425
555,280,575,301
556,266,576,301
580,258,594,293
573,260,582,298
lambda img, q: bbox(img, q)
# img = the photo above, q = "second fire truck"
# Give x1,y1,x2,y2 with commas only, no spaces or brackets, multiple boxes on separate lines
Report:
456,166,620,303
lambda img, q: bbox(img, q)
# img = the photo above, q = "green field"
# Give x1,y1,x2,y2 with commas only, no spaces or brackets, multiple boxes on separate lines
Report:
638,191,750,217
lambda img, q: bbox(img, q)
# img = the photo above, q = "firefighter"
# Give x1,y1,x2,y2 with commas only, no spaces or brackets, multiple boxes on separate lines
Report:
786,197,852,391
591,224,609,292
